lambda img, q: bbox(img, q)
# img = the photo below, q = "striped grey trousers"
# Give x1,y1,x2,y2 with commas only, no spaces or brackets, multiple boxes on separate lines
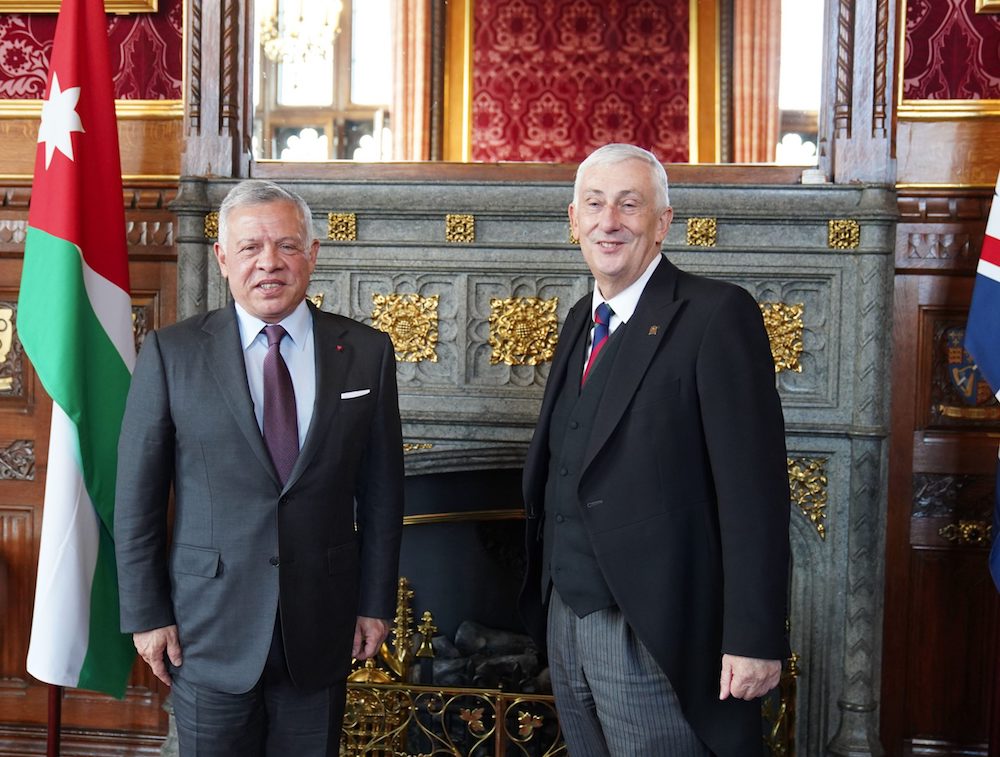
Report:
547,588,710,757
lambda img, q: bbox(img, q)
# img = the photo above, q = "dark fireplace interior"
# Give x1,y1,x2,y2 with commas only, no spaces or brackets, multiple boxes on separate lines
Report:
397,466,549,692
400,467,527,639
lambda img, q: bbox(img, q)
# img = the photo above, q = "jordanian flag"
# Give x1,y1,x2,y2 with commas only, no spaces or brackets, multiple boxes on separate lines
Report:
20,0,136,697
965,172,1000,592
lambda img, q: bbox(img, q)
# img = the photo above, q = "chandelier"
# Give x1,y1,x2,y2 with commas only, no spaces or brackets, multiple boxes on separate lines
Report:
258,0,343,64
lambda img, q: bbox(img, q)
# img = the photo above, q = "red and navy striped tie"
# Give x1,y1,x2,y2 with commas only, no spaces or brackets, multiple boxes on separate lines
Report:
581,302,613,386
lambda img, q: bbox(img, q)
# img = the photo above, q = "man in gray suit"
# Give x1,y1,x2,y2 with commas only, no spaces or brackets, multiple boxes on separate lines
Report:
520,144,790,756
115,180,404,755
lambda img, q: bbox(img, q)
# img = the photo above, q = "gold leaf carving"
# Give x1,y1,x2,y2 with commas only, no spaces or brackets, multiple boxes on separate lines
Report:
788,457,827,540
0,305,15,393
759,302,804,374
204,211,218,240
939,519,992,546
488,297,559,366
446,214,475,243
828,219,860,249
686,217,717,247
308,293,325,309
328,212,358,242
403,443,434,453
372,293,439,363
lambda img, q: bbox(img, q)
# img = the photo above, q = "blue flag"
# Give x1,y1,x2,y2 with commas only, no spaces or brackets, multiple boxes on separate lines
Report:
964,172,1000,591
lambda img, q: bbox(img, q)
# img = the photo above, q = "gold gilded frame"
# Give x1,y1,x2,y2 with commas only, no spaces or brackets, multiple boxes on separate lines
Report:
0,0,156,11
898,0,1000,118
0,100,182,119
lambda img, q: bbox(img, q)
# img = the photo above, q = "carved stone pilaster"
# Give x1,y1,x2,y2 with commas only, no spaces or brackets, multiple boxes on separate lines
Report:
827,251,891,757
825,437,886,757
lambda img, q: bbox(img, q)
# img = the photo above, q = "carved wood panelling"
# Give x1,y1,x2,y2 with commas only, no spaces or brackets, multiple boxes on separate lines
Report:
189,0,203,132
834,0,854,137
220,0,240,133
872,0,890,136
0,120,182,178
896,190,993,271
0,507,33,683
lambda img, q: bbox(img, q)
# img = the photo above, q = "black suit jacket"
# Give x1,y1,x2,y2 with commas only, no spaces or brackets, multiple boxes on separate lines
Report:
520,256,790,756
115,301,404,693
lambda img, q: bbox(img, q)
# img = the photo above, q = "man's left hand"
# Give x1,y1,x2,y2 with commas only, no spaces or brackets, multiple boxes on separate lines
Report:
719,654,781,700
352,616,390,660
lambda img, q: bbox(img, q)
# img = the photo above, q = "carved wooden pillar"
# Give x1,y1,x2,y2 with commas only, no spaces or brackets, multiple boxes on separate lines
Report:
828,0,897,184
182,0,253,178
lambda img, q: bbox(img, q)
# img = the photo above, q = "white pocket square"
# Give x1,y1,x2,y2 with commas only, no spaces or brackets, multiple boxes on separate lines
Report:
340,389,371,399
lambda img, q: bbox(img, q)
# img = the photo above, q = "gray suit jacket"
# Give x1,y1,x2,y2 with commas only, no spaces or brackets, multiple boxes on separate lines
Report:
115,301,404,693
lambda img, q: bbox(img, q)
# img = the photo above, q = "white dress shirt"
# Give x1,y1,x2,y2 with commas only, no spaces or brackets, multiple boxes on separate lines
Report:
586,253,663,359
234,299,316,449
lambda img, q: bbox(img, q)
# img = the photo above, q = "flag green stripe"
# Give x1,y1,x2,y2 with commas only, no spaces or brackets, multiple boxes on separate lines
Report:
20,227,132,532
78,524,133,697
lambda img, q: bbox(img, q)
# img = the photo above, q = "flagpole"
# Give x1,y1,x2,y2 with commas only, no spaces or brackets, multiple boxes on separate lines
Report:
46,684,61,757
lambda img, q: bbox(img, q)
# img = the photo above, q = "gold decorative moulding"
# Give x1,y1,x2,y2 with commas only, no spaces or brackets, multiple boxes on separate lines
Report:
938,519,992,546
488,296,559,366
787,457,827,540
307,293,325,309
403,442,434,453
372,293,440,363
0,305,16,393
569,226,579,245
204,211,219,240
328,212,358,242
759,302,805,374
686,217,718,247
445,214,475,243
828,219,860,250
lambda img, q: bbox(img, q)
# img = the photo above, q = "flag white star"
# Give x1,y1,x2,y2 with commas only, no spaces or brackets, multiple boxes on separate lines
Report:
37,73,85,170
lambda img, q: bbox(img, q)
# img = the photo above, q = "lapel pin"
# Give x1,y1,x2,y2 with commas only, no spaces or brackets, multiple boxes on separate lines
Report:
648,325,659,336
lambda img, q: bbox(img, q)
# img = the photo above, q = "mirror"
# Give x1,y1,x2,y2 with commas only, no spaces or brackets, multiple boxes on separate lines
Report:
250,0,825,165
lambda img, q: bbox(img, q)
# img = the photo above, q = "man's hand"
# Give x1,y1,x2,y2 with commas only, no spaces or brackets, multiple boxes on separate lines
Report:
133,625,182,687
719,654,781,700
353,616,390,660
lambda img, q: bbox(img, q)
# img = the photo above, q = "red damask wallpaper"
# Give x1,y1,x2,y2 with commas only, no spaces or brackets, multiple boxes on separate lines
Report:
471,0,689,164
0,0,182,100
903,0,1000,100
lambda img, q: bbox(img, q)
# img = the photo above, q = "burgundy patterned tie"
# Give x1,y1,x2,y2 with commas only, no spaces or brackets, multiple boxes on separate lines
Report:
262,325,298,485
581,302,613,386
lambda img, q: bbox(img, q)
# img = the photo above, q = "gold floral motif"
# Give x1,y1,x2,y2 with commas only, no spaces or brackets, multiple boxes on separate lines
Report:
460,707,487,734
204,211,219,240
828,219,860,249
569,225,579,245
787,457,827,540
686,217,718,247
516,710,544,738
759,302,805,374
371,293,439,363
307,293,325,309
446,213,476,243
327,212,358,241
939,519,992,546
488,297,559,366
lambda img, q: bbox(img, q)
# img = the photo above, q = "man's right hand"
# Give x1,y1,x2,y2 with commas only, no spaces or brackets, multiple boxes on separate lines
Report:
133,625,182,686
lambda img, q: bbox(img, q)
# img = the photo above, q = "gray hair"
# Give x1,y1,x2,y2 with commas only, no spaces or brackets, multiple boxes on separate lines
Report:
573,144,670,210
217,180,315,246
